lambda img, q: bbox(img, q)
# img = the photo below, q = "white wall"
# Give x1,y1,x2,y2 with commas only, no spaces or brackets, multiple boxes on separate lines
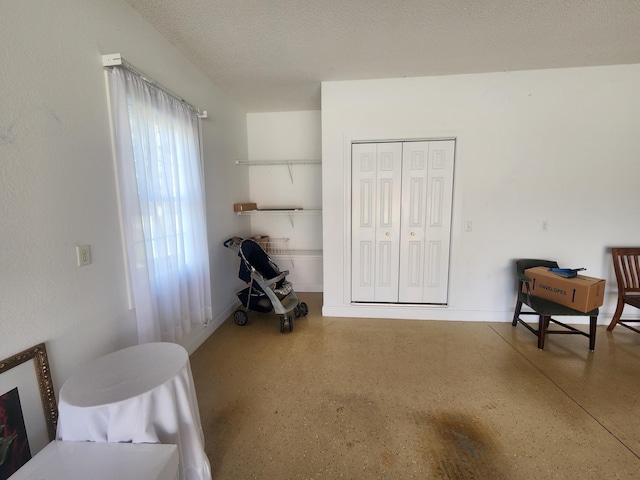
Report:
321,65,640,322
0,0,248,396
246,111,323,291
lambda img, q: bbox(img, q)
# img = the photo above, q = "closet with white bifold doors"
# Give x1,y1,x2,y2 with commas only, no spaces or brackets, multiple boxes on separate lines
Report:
351,140,455,304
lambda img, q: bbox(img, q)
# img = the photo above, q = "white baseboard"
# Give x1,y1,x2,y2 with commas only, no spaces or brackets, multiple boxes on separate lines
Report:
321,304,637,325
182,299,237,355
294,285,323,293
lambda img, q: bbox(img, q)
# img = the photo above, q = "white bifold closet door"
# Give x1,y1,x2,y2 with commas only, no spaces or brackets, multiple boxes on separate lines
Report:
351,142,403,303
351,140,455,304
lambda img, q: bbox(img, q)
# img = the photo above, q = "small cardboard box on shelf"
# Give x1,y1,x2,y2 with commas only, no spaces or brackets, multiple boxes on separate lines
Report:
233,202,257,212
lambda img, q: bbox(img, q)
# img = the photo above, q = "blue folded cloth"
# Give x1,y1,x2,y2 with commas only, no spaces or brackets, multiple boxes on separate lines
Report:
548,267,586,278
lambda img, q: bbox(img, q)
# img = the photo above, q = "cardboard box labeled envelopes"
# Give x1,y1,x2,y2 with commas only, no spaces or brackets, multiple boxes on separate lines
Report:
524,266,605,313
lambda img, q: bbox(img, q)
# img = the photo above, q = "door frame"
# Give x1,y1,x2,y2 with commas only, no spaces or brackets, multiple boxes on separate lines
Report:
342,131,464,308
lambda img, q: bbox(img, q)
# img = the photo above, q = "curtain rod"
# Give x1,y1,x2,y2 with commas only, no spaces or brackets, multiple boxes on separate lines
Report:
102,53,207,119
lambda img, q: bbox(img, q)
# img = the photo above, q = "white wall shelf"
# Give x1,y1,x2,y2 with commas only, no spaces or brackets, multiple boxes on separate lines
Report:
269,249,323,259
236,208,321,227
235,209,321,215
235,159,321,165
271,250,322,270
236,159,321,183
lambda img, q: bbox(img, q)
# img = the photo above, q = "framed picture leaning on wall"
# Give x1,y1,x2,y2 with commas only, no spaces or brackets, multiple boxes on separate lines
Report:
0,343,57,479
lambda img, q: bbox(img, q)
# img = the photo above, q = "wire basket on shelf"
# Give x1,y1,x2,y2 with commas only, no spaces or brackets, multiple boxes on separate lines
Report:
262,238,289,255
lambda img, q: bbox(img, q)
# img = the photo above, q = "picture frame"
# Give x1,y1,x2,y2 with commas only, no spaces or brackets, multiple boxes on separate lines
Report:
0,343,57,467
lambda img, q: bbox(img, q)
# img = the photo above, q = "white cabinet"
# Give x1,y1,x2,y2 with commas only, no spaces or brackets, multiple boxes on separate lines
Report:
10,441,179,480
351,140,455,304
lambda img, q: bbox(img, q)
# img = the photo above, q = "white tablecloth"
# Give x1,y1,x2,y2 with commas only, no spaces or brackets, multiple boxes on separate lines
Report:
56,342,211,480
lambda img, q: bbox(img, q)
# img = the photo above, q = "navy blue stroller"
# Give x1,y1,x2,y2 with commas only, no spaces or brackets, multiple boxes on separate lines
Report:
224,237,309,333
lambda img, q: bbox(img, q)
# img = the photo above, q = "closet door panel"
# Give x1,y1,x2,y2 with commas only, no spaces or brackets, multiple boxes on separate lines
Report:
373,143,402,302
427,241,442,286
351,144,377,301
422,140,455,303
399,142,429,302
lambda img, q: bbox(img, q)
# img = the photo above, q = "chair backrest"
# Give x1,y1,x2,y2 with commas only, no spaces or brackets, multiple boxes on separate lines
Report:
611,248,640,294
515,259,559,277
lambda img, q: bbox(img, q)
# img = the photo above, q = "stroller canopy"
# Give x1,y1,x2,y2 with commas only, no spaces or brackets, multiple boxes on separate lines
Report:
238,239,281,283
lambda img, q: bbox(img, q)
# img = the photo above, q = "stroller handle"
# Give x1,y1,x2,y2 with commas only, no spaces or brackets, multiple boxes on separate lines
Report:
251,269,289,285
224,236,243,252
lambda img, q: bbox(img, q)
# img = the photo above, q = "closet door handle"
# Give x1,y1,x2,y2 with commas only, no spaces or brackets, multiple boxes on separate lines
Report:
410,232,415,236
385,232,390,236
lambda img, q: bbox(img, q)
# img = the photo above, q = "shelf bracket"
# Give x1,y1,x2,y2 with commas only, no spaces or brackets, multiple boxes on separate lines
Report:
288,213,295,228
286,162,294,183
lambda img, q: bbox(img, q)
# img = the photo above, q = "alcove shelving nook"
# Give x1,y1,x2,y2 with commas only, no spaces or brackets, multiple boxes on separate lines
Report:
235,158,323,292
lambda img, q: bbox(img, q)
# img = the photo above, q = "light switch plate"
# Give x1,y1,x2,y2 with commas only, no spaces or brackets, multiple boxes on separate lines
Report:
76,245,91,266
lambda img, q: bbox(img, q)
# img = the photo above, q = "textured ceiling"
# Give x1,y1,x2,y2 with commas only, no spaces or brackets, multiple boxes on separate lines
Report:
123,0,640,112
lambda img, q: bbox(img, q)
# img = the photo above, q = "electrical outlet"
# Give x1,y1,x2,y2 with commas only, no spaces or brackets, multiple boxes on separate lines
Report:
76,245,92,266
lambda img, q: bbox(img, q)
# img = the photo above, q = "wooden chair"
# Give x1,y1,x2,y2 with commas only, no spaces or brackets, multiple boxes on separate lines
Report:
607,247,640,333
512,259,598,350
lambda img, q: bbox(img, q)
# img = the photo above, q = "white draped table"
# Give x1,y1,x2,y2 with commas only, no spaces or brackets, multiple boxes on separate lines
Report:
56,342,211,480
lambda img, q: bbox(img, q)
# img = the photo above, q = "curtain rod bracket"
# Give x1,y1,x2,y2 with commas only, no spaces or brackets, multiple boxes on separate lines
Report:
102,53,123,67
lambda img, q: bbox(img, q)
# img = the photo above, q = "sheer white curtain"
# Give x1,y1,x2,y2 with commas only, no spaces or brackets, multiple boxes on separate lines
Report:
107,66,212,344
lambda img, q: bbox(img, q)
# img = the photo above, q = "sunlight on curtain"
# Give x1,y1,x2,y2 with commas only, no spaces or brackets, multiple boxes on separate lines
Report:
107,66,212,343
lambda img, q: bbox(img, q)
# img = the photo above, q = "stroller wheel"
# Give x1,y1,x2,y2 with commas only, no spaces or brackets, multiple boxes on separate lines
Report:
279,316,285,333
299,302,309,317
289,317,294,332
294,306,301,318
234,310,248,326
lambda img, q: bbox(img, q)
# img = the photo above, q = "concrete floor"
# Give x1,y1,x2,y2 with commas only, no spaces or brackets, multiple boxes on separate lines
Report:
190,293,640,479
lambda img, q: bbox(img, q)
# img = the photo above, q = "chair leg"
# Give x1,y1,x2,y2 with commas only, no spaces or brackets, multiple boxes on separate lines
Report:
512,300,523,327
589,316,597,351
607,299,625,331
537,315,549,349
